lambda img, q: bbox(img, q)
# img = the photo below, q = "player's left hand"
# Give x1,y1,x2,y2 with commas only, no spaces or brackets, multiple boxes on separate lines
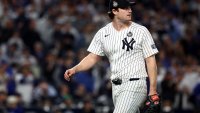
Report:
142,94,161,113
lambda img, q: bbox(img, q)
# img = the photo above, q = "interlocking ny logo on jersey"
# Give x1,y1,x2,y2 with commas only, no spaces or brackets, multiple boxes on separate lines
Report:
122,38,135,51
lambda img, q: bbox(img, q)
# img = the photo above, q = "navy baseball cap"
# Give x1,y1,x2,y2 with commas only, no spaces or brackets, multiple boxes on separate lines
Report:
109,0,136,9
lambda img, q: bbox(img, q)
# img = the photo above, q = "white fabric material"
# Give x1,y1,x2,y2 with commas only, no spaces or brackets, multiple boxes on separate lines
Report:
88,22,158,79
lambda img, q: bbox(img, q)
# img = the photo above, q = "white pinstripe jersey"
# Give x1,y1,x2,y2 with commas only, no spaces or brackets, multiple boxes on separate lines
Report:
87,22,158,80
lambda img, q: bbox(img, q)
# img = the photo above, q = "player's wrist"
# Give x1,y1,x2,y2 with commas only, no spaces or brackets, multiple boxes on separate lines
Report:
71,67,77,74
148,90,158,96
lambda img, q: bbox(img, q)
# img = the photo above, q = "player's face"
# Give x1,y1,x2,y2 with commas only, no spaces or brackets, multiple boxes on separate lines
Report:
114,7,132,21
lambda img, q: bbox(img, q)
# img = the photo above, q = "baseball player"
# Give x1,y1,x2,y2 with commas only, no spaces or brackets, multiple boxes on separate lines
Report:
64,0,159,113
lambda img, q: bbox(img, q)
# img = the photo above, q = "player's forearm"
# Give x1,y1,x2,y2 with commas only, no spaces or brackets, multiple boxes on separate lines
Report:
146,55,158,95
73,53,100,73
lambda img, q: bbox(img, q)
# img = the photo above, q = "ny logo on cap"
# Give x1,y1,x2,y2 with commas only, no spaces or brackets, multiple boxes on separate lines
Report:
113,1,118,7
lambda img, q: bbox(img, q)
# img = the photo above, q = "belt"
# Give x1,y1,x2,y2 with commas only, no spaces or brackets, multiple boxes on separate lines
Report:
111,77,146,85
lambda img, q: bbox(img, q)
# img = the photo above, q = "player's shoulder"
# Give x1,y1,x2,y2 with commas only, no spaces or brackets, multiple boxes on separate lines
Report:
131,22,148,31
96,22,112,34
93,22,112,39
101,22,112,31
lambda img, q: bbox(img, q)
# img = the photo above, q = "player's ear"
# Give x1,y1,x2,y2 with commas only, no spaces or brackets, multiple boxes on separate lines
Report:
112,8,118,14
108,8,119,19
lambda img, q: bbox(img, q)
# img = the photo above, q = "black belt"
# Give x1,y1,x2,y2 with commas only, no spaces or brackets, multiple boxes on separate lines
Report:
111,78,141,85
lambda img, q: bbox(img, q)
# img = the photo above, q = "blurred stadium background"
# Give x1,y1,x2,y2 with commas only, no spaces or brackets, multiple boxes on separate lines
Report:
0,0,200,113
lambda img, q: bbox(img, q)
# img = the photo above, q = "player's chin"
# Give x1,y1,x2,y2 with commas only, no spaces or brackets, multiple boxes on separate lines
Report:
126,18,132,21
126,15,132,20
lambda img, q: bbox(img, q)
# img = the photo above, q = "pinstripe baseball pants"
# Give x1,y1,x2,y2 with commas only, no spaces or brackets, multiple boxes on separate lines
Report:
112,78,147,113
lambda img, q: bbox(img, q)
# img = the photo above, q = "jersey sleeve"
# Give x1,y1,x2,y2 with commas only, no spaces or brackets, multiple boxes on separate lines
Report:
142,27,159,58
87,30,105,56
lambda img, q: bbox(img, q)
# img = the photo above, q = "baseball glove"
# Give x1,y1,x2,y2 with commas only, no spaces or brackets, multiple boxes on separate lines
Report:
141,94,161,113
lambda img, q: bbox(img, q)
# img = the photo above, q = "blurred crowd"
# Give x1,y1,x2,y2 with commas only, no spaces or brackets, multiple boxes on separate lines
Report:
0,0,199,113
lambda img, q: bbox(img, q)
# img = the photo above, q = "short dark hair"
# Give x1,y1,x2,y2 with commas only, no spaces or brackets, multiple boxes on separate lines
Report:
108,9,116,19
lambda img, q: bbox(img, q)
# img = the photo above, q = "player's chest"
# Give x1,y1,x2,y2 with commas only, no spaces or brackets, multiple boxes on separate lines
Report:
102,31,143,54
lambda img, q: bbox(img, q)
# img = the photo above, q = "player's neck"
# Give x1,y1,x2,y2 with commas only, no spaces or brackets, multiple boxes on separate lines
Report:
112,20,131,31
